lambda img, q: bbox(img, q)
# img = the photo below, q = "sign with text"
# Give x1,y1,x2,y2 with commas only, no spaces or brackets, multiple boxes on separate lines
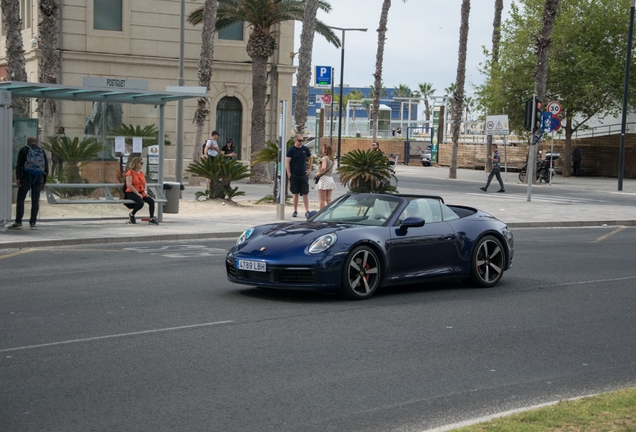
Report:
485,115,510,135
315,94,332,105
83,76,148,90
314,66,332,89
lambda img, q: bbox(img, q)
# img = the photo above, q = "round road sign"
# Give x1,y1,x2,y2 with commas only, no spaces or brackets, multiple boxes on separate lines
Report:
547,101,562,117
551,117,561,132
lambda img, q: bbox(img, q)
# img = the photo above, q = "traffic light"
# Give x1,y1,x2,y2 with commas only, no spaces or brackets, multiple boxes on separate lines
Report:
523,96,542,131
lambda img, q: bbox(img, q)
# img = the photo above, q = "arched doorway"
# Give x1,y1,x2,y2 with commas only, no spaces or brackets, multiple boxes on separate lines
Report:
216,97,242,159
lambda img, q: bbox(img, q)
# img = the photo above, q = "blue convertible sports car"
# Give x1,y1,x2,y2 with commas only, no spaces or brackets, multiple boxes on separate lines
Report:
226,194,514,300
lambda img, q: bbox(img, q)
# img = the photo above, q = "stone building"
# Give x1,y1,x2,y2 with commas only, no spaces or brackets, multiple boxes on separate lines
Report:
1,0,296,177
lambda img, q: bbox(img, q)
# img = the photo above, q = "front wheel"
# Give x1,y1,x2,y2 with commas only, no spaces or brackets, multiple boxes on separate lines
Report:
518,170,526,182
469,235,505,288
340,246,381,300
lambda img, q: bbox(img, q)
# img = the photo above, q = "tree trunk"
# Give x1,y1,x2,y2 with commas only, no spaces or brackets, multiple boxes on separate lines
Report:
249,53,271,183
529,0,558,185
189,0,217,186
486,0,504,172
1,0,30,117
563,110,573,177
424,99,430,133
449,0,471,179
39,0,60,138
372,0,391,141
294,0,319,135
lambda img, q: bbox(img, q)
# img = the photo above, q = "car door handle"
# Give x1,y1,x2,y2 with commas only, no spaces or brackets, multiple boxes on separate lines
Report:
441,235,455,241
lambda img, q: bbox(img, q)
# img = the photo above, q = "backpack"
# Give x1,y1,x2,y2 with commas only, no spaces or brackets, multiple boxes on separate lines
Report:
23,146,46,178
202,141,208,155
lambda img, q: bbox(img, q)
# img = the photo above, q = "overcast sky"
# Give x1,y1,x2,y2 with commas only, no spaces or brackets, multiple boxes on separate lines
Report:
293,0,514,97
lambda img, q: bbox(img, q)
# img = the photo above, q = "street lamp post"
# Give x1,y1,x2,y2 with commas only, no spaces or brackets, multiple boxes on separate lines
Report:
175,0,185,186
328,26,367,167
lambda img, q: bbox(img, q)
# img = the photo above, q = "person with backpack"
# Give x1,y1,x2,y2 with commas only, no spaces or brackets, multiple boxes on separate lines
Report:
203,130,220,191
8,137,49,229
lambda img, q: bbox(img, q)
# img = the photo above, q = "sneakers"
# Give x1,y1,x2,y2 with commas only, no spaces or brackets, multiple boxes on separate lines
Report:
148,218,159,225
29,223,36,230
497,189,506,193
305,212,310,218
479,187,487,192
7,222,23,230
292,211,298,217
128,213,137,224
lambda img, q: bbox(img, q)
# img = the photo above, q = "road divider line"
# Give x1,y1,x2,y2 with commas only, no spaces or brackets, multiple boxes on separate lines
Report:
0,320,234,353
593,226,626,243
0,248,35,260
538,276,636,289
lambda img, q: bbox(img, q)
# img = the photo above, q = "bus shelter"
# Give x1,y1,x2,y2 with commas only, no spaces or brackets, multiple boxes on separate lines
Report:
0,81,203,230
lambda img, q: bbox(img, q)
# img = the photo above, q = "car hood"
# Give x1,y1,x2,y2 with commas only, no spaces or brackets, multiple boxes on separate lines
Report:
235,221,363,255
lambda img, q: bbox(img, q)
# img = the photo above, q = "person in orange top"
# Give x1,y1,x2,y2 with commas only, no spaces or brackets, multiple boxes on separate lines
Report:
125,156,158,225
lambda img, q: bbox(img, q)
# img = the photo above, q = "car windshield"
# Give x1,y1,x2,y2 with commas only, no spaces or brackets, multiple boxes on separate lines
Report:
312,194,400,226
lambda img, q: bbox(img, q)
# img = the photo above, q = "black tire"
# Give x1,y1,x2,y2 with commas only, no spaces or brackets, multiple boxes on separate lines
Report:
469,235,505,288
340,246,381,300
518,171,526,182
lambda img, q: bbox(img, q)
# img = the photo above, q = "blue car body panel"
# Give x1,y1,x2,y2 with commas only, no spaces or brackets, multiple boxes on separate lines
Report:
226,194,513,294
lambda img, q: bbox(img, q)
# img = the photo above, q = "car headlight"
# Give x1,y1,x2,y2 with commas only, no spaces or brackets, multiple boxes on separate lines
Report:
308,233,337,254
236,228,255,246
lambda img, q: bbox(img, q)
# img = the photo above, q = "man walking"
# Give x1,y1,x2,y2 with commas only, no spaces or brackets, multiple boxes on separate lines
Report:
480,143,505,193
8,136,49,229
286,134,313,218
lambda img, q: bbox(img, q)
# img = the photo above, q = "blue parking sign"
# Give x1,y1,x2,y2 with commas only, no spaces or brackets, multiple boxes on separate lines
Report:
315,66,332,89
541,112,553,133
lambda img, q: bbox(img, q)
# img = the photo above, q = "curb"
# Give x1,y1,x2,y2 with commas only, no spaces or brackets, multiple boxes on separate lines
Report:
3,220,636,249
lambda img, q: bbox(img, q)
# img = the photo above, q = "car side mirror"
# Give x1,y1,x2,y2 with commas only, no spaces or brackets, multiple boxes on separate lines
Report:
398,216,425,233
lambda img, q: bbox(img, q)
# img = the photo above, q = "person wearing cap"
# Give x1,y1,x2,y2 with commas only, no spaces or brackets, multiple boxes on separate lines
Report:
221,138,237,159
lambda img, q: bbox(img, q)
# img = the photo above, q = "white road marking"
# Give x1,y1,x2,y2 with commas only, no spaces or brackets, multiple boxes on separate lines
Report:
123,244,227,258
0,320,233,353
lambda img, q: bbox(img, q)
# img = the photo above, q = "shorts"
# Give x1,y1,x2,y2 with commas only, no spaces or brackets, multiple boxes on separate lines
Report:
289,174,309,195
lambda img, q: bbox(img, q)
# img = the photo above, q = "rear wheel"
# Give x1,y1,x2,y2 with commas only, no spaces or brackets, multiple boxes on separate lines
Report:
340,246,381,300
518,171,526,182
469,235,505,288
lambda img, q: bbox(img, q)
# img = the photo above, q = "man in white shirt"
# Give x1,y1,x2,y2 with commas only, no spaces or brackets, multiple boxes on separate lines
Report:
204,130,220,159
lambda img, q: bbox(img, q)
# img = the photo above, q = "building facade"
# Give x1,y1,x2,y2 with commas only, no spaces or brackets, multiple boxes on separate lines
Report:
1,0,297,177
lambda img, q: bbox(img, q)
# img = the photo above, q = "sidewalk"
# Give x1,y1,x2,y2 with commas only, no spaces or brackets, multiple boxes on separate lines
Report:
1,167,635,249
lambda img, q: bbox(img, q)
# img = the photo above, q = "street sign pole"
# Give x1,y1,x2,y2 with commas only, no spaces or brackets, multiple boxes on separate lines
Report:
329,67,334,149
550,130,555,186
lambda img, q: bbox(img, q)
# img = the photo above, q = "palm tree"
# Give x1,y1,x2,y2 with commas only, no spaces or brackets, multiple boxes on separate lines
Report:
188,0,340,184
449,0,471,179
371,0,408,141
190,0,218,186
186,156,251,200
293,0,320,135
38,0,60,138
1,0,29,117
42,136,105,184
338,149,395,193
393,84,412,97
444,83,457,103
418,82,435,132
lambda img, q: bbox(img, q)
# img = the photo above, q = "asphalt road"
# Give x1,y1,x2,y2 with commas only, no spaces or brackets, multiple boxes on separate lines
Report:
394,168,634,208
1,227,636,431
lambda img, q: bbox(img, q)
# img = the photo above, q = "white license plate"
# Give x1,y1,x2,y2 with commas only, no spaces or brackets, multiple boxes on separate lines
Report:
237,259,267,272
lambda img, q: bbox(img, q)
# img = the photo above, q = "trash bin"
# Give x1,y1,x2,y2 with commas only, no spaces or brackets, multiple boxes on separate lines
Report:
163,182,181,213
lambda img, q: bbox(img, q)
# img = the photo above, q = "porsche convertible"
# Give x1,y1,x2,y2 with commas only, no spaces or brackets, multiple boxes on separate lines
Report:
226,193,514,300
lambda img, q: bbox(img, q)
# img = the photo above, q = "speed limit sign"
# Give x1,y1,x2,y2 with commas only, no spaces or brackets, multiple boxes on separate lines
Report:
547,101,562,117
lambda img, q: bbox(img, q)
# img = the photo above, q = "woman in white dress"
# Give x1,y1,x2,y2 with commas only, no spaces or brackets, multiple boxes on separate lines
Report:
315,143,336,209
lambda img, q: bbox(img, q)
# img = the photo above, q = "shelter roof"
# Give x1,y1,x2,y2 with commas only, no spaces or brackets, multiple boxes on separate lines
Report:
0,81,204,105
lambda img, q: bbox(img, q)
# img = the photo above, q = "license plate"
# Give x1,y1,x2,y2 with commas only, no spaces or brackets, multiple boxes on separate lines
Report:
237,259,266,272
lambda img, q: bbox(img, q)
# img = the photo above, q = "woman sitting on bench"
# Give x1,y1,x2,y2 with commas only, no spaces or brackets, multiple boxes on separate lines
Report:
125,156,158,225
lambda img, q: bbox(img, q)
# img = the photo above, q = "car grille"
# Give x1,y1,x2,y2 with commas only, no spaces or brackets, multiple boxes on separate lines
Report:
226,260,315,285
